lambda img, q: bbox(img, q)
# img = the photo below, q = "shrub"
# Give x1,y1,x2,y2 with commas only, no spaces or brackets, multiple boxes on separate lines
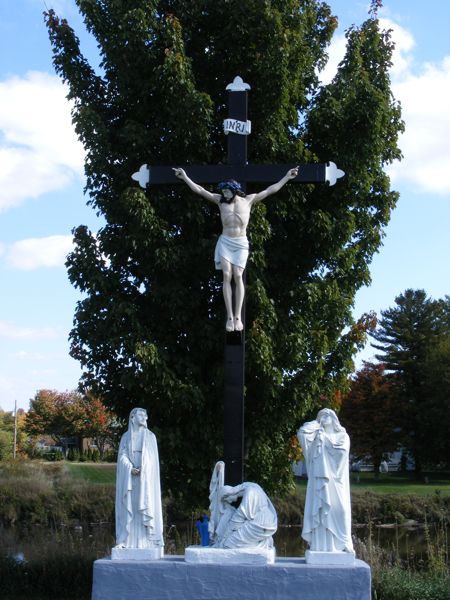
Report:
373,567,450,600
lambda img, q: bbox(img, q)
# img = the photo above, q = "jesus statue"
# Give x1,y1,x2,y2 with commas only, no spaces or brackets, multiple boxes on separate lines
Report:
173,166,299,331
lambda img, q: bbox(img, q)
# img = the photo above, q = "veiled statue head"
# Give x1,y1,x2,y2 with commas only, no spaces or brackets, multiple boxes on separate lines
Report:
317,408,345,433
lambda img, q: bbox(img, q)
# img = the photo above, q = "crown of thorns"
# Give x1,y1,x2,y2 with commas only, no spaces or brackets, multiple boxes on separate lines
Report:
217,180,243,194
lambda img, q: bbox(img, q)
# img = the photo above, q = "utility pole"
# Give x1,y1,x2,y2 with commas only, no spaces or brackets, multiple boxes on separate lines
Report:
13,399,18,459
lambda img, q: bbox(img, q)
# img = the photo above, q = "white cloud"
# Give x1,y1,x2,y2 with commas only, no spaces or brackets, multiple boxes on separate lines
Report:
320,34,347,86
0,321,57,340
321,17,450,196
379,18,415,78
388,57,450,194
0,375,14,393
4,234,73,270
0,71,85,212
14,351,46,361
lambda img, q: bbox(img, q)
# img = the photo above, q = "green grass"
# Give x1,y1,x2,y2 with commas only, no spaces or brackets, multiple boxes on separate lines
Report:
52,463,450,494
64,462,116,484
295,471,450,495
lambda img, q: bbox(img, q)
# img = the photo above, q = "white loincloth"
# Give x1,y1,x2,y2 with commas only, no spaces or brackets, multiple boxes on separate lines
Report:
214,235,249,270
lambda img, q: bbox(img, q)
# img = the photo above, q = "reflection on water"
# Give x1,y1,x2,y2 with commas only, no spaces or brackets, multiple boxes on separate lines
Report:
2,523,114,563
2,521,446,563
275,523,448,562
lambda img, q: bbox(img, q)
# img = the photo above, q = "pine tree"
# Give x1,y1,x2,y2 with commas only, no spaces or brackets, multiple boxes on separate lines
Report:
371,289,450,473
45,1,402,504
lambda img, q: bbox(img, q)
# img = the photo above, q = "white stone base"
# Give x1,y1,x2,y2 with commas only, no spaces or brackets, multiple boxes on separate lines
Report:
111,547,164,561
305,550,355,565
184,545,275,565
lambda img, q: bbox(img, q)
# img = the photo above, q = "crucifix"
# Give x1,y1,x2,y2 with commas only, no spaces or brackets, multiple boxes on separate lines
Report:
132,76,344,487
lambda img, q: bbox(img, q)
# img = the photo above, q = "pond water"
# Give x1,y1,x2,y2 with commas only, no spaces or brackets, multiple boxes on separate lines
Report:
274,523,447,562
2,520,446,564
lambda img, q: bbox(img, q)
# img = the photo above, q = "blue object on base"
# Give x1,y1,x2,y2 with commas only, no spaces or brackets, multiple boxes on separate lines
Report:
92,556,371,600
195,515,210,547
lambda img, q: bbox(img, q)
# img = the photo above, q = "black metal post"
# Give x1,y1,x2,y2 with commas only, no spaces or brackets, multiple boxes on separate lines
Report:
223,76,249,486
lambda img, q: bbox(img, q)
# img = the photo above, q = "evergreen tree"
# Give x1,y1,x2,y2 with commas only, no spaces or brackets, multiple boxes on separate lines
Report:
371,289,450,473
45,1,402,504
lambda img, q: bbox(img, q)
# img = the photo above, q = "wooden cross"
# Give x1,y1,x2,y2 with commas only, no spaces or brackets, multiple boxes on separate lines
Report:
132,76,344,486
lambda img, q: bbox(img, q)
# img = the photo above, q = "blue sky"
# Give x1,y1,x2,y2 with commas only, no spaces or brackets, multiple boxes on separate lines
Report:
1,0,449,412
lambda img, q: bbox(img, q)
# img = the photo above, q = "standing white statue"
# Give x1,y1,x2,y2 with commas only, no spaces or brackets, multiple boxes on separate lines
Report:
114,408,164,557
173,167,299,331
208,461,277,549
297,408,354,557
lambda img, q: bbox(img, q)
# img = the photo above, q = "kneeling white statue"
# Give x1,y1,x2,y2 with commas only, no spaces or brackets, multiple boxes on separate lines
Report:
209,461,277,548
112,407,164,560
185,461,277,564
298,408,354,564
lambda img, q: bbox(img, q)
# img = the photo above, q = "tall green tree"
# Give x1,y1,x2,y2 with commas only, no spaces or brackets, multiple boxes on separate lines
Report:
45,0,402,504
371,289,450,473
420,337,450,468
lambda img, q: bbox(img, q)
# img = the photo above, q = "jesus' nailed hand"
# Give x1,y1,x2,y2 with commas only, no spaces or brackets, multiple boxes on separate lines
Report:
172,166,299,332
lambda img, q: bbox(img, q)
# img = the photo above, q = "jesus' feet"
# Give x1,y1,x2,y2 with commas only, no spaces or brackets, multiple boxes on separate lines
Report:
226,318,235,332
234,317,243,331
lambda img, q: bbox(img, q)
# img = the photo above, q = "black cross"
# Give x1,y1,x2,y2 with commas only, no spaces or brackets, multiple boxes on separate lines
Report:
132,76,344,486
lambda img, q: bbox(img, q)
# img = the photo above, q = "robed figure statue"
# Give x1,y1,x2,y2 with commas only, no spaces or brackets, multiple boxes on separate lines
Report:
115,408,164,550
297,408,353,554
208,461,277,549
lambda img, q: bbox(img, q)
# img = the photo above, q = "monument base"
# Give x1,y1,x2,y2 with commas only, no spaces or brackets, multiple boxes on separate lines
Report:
185,545,275,565
92,556,371,600
305,549,355,565
111,546,164,561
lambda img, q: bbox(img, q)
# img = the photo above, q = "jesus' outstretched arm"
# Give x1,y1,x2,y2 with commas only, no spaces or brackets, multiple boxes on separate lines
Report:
172,167,220,203
248,167,299,204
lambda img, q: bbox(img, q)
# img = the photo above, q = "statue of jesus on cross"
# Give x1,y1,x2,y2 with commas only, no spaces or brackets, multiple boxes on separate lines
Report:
173,166,299,331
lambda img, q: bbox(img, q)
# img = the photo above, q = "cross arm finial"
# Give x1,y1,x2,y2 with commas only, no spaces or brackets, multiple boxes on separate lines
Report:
226,76,251,92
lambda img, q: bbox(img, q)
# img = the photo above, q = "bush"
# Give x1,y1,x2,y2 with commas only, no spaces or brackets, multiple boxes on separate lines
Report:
103,450,117,463
0,462,114,526
0,430,13,460
373,567,450,600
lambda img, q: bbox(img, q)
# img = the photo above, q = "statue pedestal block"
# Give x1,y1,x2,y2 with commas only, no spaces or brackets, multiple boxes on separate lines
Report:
185,545,275,565
92,556,371,600
111,547,164,561
305,550,355,565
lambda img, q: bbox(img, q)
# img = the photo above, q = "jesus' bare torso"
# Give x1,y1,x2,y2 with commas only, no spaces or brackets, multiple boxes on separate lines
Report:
219,196,251,238
173,167,298,330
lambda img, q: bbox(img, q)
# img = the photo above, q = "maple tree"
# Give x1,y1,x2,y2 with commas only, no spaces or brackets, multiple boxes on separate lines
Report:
45,1,402,501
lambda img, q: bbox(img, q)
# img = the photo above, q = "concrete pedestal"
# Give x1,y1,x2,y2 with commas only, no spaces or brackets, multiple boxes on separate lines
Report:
92,556,371,600
111,547,164,561
185,545,275,565
305,550,355,565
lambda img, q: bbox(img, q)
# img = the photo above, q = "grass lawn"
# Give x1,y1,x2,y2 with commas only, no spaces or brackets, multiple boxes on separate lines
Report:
296,471,450,495
64,462,116,484
63,463,450,494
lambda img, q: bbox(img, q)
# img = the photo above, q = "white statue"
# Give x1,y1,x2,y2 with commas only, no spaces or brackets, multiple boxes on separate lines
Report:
115,408,164,551
173,167,299,331
297,408,353,554
208,461,277,549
